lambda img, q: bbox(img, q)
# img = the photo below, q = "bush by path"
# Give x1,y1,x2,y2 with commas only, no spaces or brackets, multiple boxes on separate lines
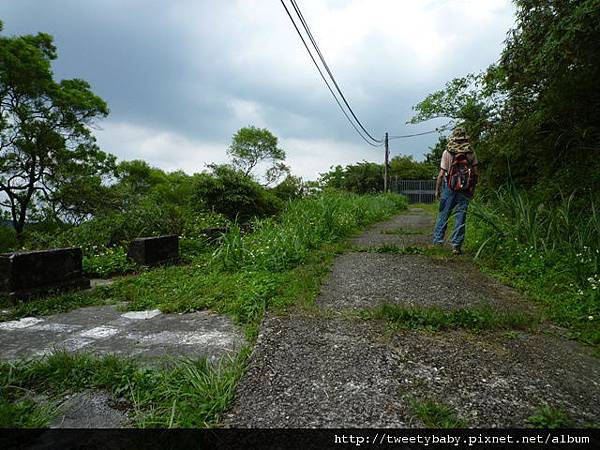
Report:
466,188,600,345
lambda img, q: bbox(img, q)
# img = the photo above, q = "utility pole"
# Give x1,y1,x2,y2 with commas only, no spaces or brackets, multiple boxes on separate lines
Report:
384,132,389,192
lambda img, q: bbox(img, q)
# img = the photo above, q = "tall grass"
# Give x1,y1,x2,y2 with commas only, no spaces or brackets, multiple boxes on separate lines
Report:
0,350,248,428
467,186,600,344
212,191,407,271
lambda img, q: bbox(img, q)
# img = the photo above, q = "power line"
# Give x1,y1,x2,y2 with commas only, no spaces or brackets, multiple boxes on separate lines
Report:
388,126,450,140
289,0,382,144
279,0,382,147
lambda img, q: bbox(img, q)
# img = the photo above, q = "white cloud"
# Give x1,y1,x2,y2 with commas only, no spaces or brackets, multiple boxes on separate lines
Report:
94,120,381,181
281,137,382,180
95,121,229,174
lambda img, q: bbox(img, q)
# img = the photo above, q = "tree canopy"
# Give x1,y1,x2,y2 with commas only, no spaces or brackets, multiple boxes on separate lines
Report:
410,0,600,200
227,126,289,186
0,22,114,235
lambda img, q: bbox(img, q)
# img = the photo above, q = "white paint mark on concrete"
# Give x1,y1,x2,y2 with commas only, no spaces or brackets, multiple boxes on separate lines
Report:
60,337,94,351
79,326,120,339
32,348,54,357
126,330,238,347
0,317,44,330
29,323,80,333
121,309,161,320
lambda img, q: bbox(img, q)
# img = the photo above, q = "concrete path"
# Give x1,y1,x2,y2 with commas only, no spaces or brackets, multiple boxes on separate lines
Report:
0,305,245,364
224,208,600,427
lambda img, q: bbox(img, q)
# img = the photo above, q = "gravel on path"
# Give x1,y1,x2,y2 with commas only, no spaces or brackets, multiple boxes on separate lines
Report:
317,253,530,312
225,207,600,428
225,316,599,427
350,207,435,248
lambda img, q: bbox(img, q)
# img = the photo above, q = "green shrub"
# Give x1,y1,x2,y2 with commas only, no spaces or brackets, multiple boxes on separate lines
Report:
271,175,304,201
212,191,408,271
0,225,17,252
526,405,573,429
82,247,138,278
192,165,283,222
466,187,600,344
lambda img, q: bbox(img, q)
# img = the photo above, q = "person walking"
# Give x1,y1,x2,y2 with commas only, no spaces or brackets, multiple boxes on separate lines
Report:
433,126,478,254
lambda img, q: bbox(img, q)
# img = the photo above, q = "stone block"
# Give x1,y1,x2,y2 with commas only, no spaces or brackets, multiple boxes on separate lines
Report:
0,247,90,300
127,235,179,266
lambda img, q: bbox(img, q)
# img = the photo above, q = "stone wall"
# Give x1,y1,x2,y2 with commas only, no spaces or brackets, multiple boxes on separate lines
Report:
0,247,90,300
127,235,179,266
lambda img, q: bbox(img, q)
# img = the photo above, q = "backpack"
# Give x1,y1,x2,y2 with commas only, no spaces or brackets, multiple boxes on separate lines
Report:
447,152,475,195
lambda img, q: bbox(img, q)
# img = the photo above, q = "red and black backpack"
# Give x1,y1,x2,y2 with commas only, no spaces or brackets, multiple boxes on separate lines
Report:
447,152,475,195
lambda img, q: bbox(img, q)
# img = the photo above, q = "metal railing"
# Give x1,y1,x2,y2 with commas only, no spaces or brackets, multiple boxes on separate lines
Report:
390,178,436,204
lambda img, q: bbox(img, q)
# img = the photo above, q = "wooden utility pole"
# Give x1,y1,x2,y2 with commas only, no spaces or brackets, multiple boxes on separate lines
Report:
384,132,389,192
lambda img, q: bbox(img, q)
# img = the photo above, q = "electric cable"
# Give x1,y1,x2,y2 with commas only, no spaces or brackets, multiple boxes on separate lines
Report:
289,0,382,144
388,125,450,140
279,0,382,147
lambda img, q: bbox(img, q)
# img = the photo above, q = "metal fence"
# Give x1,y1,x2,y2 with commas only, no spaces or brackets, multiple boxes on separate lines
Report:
390,178,436,204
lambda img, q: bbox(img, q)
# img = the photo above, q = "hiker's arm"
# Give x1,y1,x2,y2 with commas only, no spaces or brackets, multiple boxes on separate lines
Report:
435,168,445,199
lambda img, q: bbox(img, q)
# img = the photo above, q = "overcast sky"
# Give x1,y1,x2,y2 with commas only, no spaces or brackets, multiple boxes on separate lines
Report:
1,0,516,180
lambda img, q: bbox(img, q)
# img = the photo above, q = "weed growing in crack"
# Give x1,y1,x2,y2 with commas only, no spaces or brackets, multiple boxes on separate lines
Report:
525,404,573,429
410,398,468,428
380,228,424,236
364,304,541,332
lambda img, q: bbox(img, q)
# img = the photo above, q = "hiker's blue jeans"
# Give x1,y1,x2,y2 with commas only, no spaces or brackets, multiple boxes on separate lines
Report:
433,185,470,247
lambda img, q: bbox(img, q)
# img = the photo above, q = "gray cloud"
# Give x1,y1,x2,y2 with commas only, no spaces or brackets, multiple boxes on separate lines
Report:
0,0,515,179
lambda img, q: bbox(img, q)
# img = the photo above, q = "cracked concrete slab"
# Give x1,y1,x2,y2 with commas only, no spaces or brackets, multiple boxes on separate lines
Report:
224,316,411,428
0,305,245,364
350,208,435,248
51,392,129,428
316,253,529,312
225,315,600,428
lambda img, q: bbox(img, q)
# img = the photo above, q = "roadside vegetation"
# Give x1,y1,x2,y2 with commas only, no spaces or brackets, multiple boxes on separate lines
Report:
0,21,412,428
0,349,249,428
410,398,468,428
466,189,599,345
0,191,408,427
365,303,541,333
391,1,600,347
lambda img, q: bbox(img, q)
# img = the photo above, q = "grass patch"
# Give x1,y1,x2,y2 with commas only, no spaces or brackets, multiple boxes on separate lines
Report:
411,202,439,215
0,349,249,428
364,303,541,332
380,227,424,236
0,397,54,428
410,398,468,428
365,244,450,258
526,405,573,429
1,192,407,334
466,188,600,346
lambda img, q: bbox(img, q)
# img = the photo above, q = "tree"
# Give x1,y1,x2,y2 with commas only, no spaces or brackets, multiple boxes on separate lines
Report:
227,126,289,185
389,155,436,180
319,161,383,194
424,136,447,171
409,74,492,143
0,22,115,237
272,175,304,201
411,0,600,198
482,0,600,196
192,164,282,222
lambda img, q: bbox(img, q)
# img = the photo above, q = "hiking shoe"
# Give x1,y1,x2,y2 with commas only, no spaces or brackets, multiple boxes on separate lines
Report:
451,246,462,255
